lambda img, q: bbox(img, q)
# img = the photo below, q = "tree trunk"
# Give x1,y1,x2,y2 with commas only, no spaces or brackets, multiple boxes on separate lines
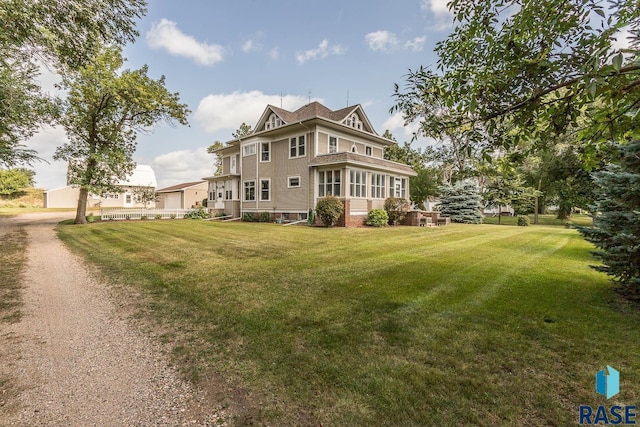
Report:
74,187,89,224
534,177,542,225
498,205,502,224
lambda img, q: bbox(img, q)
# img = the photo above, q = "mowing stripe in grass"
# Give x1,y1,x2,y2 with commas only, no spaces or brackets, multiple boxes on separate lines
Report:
58,220,640,426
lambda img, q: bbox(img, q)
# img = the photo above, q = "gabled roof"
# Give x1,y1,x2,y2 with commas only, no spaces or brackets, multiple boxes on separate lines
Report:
115,164,157,187
156,181,207,193
253,102,378,135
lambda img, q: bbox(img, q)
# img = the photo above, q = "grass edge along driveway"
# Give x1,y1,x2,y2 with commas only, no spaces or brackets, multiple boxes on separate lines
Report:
58,220,640,426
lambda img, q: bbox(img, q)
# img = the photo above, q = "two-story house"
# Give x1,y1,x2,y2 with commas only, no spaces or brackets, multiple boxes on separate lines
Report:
203,102,416,227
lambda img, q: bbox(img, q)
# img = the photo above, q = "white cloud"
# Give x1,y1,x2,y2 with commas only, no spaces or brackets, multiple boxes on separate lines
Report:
151,147,213,188
242,39,256,53
365,31,428,53
194,90,319,134
147,19,225,66
382,112,424,141
612,28,633,52
296,39,346,64
404,36,427,52
269,47,280,60
421,0,450,15
365,30,400,52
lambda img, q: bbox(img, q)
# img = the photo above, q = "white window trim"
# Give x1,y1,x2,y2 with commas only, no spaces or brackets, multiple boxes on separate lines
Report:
288,175,301,188
365,145,373,156
243,180,256,201
259,178,271,201
289,135,306,159
243,143,256,157
260,142,271,163
351,144,358,153
328,135,338,154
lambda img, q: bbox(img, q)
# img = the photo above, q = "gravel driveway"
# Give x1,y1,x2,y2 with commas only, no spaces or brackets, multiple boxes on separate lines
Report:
0,213,227,426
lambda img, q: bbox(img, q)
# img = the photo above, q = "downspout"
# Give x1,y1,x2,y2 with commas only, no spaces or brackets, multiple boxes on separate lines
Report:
299,121,313,217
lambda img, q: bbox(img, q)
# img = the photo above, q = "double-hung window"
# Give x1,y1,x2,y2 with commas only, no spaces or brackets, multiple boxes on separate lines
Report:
350,170,367,198
244,180,256,201
318,170,341,197
290,135,306,158
329,136,338,153
261,142,270,162
260,179,270,201
243,143,256,157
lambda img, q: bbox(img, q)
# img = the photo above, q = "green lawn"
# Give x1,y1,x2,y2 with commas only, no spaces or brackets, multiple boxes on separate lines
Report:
57,220,640,426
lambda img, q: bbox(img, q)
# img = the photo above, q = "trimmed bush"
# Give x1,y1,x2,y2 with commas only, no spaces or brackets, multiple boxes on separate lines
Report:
517,215,530,226
243,212,257,222
185,208,209,219
315,196,344,227
259,211,271,222
366,209,389,227
384,198,410,225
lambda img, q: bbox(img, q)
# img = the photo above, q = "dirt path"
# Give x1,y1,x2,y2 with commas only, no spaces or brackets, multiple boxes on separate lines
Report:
0,213,227,426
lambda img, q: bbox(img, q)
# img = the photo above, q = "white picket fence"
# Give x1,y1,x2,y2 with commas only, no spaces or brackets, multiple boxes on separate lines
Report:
100,208,198,221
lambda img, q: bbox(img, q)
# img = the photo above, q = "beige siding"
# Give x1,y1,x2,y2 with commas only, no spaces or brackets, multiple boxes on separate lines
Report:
317,132,328,154
371,199,385,209
256,137,311,211
350,198,368,212
44,186,80,208
222,156,230,175
372,146,384,158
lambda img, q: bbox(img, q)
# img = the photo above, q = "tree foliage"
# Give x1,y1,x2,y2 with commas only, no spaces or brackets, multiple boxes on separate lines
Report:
207,141,224,175
232,122,253,139
439,181,483,224
55,47,189,224
384,197,410,225
578,140,640,299
0,0,147,166
0,168,34,196
393,0,640,158
482,156,538,223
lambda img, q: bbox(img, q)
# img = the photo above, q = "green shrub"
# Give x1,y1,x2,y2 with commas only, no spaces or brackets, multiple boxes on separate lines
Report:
243,212,257,222
517,215,530,226
366,209,389,227
259,211,272,222
155,214,162,220
384,198,410,225
315,196,344,227
170,213,176,219
140,215,148,220
86,214,95,223
184,208,209,219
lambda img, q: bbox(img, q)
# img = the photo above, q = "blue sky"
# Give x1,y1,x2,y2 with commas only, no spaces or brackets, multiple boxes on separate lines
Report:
29,0,453,189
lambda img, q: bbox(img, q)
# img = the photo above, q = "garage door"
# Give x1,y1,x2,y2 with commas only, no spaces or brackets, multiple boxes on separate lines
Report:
164,192,182,209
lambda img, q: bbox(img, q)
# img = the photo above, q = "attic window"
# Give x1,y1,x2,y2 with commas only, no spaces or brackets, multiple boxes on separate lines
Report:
346,113,362,130
265,113,283,131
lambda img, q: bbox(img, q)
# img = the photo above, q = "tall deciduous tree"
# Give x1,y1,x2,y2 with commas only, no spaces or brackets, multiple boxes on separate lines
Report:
55,47,189,224
393,1,639,155
0,0,147,166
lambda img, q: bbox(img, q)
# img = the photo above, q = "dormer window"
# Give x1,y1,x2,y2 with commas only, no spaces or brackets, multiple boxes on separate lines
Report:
265,113,283,131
